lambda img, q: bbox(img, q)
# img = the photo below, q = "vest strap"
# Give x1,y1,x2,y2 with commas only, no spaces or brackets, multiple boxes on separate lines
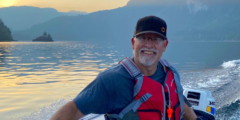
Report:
173,72,184,118
160,58,170,67
106,93,152,119
134,76,143,97
169,65,185,119
132,93,152,112
120,57,142,78
159,58,170,73
160,58,185,119
120,57,143,97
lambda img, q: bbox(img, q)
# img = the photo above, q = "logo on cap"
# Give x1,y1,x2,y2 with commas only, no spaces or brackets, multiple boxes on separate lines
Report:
161,27,165,33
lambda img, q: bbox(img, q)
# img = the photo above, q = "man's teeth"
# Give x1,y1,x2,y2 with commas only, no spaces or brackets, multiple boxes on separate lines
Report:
143,51,154,54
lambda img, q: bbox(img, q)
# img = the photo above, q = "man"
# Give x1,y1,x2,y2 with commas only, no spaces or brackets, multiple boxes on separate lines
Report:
51,16,197,120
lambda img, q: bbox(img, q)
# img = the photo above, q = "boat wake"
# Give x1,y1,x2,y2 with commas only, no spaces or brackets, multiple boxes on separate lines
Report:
22,99,69,120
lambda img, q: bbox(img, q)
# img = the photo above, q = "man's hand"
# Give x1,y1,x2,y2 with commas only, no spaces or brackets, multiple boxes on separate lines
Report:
50,100,84,120
183,102,197,120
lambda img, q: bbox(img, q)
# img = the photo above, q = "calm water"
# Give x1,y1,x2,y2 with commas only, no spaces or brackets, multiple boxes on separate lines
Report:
0,41,240,120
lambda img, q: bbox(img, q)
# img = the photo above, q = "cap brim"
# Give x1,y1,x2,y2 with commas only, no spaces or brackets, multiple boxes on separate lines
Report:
134,31,167,40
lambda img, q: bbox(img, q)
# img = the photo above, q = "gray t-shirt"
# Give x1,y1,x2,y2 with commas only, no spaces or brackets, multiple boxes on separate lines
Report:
73,61,190,115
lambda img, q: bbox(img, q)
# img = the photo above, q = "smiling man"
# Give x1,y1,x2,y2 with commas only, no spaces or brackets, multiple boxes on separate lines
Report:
51,16,197,120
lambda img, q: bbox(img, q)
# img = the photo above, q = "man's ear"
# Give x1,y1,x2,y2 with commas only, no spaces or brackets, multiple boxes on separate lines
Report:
131,37,135,50
164,40,168,47
163,40,168,52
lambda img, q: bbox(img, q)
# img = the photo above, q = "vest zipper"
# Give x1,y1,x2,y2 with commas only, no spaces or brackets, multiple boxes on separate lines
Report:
162,86,166,120
166,84,171,120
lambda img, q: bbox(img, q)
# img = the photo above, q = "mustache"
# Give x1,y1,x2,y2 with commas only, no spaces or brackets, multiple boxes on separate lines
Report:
139,48,158,53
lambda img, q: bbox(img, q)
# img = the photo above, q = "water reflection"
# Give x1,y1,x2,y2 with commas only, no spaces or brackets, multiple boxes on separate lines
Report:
0,43,13,67
0,42,124,120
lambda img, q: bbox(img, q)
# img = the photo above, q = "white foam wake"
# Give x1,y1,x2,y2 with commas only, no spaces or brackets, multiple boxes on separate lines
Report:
22,99,70,120
222,59,240,69
182,59,240,89
181,59,240,110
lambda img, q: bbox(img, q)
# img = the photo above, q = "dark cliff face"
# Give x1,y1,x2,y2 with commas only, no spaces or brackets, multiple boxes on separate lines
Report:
0,19,13,41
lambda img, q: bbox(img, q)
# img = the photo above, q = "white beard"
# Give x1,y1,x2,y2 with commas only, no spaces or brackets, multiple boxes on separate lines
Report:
138,48,158,67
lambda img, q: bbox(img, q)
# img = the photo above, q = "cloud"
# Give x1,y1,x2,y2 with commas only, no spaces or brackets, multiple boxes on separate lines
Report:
0,0,17,7
126,0,240,6
127,0,185,6
186,0,208,14
126,0,209,14
126,0,240,14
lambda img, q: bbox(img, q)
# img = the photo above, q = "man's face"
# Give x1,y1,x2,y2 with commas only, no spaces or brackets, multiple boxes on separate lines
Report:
131,33,168,67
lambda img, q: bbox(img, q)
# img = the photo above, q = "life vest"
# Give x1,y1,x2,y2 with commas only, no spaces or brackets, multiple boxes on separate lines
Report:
105,57,185,120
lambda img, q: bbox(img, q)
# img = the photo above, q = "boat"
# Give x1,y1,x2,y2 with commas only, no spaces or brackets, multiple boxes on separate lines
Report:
80,89,216,120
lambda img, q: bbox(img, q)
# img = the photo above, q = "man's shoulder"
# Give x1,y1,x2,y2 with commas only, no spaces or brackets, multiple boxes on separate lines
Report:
99,63,124,75
96,63,135,97
98,63,133,81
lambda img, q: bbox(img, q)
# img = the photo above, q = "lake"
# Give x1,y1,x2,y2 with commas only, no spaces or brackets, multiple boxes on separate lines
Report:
0,41,240,120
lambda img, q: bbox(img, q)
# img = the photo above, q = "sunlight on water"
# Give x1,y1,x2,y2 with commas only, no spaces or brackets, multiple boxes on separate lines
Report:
0,42,124,120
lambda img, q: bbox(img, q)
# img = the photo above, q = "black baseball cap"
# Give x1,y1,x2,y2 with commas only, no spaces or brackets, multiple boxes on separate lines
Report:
133,16,167,40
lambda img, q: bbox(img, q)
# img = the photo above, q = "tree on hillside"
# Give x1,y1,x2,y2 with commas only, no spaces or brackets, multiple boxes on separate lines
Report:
43,31,47,36
0,19,13,41
47,33,52,40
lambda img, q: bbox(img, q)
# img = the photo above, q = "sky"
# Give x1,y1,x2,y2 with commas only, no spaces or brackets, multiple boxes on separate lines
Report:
0,0,130,13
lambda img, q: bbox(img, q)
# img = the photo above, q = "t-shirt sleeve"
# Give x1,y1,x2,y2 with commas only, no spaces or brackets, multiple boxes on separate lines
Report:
73,75,110,115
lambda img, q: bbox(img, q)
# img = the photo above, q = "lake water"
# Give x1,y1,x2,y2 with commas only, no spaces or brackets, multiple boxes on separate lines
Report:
0,41,240,120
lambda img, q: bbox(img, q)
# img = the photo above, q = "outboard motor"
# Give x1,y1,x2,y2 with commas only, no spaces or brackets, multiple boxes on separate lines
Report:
183,89,215,120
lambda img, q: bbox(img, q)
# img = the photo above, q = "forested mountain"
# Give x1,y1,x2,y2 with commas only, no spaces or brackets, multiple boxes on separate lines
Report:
11,0,240,42
0,6,87,31
0,19,13,41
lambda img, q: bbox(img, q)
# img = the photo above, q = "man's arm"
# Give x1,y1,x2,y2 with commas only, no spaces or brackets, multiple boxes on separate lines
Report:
50,100,84,120
183,101,197,120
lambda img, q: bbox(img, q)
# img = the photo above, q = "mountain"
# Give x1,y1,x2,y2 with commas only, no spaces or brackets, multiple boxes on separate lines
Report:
61,10,88,16
0,19,13,41
12,1,240,42
0,6,87,31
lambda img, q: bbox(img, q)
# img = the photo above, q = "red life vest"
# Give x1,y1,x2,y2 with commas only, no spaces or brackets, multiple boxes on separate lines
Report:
105,57,184,120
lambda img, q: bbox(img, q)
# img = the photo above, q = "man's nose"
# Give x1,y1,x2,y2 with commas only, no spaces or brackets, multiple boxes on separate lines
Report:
144,39,153,48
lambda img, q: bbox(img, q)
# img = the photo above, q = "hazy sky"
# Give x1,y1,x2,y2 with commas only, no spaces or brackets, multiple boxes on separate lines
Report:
0,0,130,13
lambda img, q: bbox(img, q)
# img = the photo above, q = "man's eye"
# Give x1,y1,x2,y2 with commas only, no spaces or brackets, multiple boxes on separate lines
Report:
157,38,163,41
137,36,143,39
141,36,146,39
